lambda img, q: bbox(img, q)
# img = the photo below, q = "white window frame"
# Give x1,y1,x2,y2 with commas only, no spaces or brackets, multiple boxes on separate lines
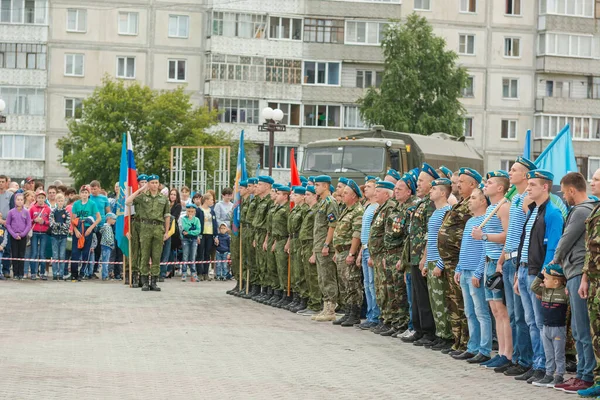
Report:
458,34,475,55
537,32,593,59
0,134,45,161
345,20,387,46
116,56,136,79
502,78,519,99
64,53,84,77
501,119,518,140
118,12,139,36
168,15,189,38
269,16,302,41
463,117,474,138
414,0,431,11
500,160,516,171
212,98,260,124
588,157,600,180
302,61,342,86
343,105,368,129
267,102,301,126
66,9,86,33
261,145,298,169
459,0,477,13
356,70,383,88
168,59,187,82
505,0,521,15
504,37,521,58
64,97,83,119
540,0,594,18
534,114,599,141
462,76,475,97
302,104,342,128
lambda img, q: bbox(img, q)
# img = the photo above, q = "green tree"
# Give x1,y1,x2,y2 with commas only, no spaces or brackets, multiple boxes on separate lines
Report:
358,14,468,137
58,77,229,188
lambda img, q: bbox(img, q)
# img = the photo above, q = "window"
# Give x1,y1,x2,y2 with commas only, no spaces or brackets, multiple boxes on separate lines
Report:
506,0,521,15
269,16,302,40
0,0,46,24
64,53,84,76
590,77,600,99
168,15,189,38
303,104,341,127
168,59,186,81
502,78,519,99
266,58,302,84
211,12,267,38
118,12,138,35
459,34,475,55
501,119,518,139
343,105,367,129
0,87,45,115
267,102,300,126
500,160,516,171
463,117,473,138
504,37,520,57
206,54,265,82
212,98,260,124
0,135,44,160
462,76,474,97
545,80,571,98
460,0,477,13
540,0,594,17
303,146,385,173
303,18,344,43
414,0,431,10
64,98,83,119
116,56,135,79
356,70,383,88
303,61,341,85
345,21,387,45
538,33,593,58
261,145,298,169
588,158,600,180
67,9,86,32
0,43,47,69
535,114,596,140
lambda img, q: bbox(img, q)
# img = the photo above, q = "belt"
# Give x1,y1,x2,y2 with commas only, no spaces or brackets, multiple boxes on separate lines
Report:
139,218,163,226
335,244,351,252
520,262,527,267
271,234,285,241
361,244,368,250
505,250,519,261
386,247,402,255
290,233,299,239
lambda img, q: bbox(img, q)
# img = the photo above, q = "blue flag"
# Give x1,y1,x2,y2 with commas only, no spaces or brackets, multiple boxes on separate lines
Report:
523,129,531,159
535,124,577,186
232,131,248,236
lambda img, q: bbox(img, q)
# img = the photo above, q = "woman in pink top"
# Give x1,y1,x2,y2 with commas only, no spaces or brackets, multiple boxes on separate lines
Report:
29,191,51,280
6,193,31,280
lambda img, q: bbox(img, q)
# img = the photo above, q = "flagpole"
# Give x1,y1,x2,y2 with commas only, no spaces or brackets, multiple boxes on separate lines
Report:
127,211,133,287
239,224,243,291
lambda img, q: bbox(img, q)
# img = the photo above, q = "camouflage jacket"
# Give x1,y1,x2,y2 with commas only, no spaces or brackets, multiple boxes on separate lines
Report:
584,203,600,276
288,203,307,239
313,195,339,251
300,203,317,243
368,198,395,255
384,196,418,254
271,202,289,238
246,196,259,232
266,200,276,236
405,195,435,266
333,202,364,250
252,195,272,233
438,198,472,269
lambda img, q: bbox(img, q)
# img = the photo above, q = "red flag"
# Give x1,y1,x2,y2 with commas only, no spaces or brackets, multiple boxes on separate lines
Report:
290,148,300,208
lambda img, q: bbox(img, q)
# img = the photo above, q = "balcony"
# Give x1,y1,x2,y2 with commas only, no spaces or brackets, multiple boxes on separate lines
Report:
209,36,303,59
538,15,596,34
535,97,600,115
0,115,46,132
0,69,47,87
302,85,365,103
305,0,401,19
303,42,384,64
206,80,302,101
0,24,47,42
537,56,600,76
0,160,44,178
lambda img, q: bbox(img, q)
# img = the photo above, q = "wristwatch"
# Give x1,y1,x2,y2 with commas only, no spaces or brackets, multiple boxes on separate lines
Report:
482,234,488,242
323,243,329,248
349,252,356,257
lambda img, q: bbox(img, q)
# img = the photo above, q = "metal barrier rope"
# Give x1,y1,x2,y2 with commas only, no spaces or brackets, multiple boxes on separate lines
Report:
0,257,231,265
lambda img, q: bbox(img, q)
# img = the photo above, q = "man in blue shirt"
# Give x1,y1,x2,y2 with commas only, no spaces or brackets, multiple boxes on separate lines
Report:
90,180,111,278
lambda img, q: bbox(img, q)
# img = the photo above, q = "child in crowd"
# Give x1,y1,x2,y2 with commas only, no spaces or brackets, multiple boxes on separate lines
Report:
85,232,97,280
6,194,31,280
100,213,116,281
0,213,8,280
530,264,569,388
215,223,231,281
180,203,201,282
49,193,71,280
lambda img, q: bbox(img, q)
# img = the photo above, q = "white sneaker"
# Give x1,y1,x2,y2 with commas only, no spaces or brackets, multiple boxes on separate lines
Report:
181,274,187,282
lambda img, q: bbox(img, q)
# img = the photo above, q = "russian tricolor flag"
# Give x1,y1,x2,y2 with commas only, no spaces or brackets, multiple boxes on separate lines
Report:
116,132,138,256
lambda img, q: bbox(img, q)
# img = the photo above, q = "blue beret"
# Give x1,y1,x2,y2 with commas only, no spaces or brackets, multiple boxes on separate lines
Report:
400,173,416,195
301,182,308,188
248,178,258,184
544,264,564,277
338,177,349,186
365,175,378,183
314,175,332,183
347,179,362,198
185,203,197,209
293,186,306,195
516,156,537,171
147,174,159,182
526,169,554,182
137,174,148,182
300,176,308,183
486,170,509,180
432,178,452,187
277,186,290,193
459,167,482,184
386,169,401,181
589,195,600,202
239,180,248,188
272,183,281,190
409,168,420,181
306,186,316,194
330,184,335,193
421,163,440,179
308,176,316,183
258,175,274,185
376,181,395,190
439,166,453,179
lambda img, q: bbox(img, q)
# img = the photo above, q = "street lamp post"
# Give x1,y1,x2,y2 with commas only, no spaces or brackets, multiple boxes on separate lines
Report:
258,107,286,177
0,99,6,123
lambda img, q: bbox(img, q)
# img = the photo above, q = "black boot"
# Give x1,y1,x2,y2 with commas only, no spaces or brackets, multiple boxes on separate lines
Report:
333,305,351,325
132,273,139,288
260,287,273,304
251,285,264,300
341,305,361,327
267,290,281,305
291,297,307,313
284,293,300,310
277,293,293,309
271,290,285,307
141,275,150,291
227,283,239,295
150,276,161,291
234,281,247,297
241,284,255,299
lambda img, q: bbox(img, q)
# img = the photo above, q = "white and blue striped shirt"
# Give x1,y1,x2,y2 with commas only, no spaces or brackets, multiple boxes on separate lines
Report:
427,205,451,269
520,207,539,265
483,203,504,260
361,203,377,245
456,215,486,278
504,191,527,254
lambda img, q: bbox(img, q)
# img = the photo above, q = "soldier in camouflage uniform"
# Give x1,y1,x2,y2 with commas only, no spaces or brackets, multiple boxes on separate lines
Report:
285,186,309,312
240,179,259,298
400,164,438,345
227,180,249,295
258,186,278,303
270,186,291,308
297,185,322,316
312,175,340,322
125,174,147,287
248,176,273,299
332,180,364,327
437,168,479,354
126,174,170,292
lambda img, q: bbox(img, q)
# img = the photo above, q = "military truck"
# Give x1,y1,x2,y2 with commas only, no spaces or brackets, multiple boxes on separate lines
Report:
300,125,483,182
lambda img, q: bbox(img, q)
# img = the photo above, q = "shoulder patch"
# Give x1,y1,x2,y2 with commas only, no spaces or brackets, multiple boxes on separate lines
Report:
327,212,337,223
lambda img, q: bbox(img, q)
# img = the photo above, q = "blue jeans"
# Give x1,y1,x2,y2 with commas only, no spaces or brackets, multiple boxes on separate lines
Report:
567,275,596,382
160,237,171,277
484,259,503,301
51,236,67,277
362,248,380,323
24,242,31,274
406,271,414,331
518,266,546,370
503,258,533,367
71,234,93,279
181,237,198,276
30,232,48,276
216,251,228,278
100,245,112,280
2,235,10,275
460,270,492,356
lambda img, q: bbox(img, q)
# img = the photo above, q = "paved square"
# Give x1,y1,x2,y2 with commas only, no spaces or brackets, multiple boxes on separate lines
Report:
0,280,567,399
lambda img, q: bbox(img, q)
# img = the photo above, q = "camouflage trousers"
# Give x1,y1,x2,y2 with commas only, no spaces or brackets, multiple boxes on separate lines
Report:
243,227,255,284
275,239,288,291
315,248,339,304
254,231,267,286
387,252,409,328
427,261,452,340
444,266,469,351
372,253,388,322
302,240,321,310
587,276,600,383
290,238,307,297
125,220,141,278
139,224,164,276
266,236,277,288
230,233,240,281
335,249,363,307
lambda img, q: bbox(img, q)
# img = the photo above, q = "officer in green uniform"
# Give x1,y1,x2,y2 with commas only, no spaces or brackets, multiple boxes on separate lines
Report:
270,186,291,308
227,180,248,295
126,174,170,292
125,174,147,287
260,185,279,303
297,185,322,316
332,180,364,327
239,178,258,297
286,186,309,313
249,176,273,299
